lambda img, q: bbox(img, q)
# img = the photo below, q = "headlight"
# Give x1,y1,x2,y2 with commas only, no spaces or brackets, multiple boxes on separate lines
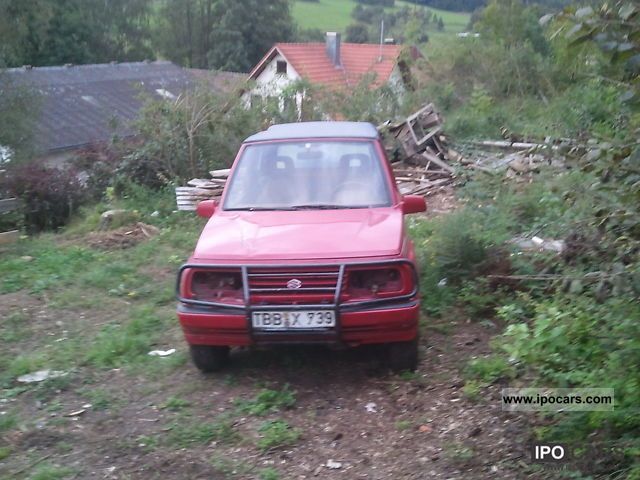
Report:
183,269,244,304
344,265,413,300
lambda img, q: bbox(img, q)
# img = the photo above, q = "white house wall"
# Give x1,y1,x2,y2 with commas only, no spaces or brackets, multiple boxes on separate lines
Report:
244,52,301,102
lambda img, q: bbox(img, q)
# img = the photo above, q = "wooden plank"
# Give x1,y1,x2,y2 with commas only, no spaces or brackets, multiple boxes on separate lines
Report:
0,230,19,245
421,152,455,174
0,198,19,214
175,187,220,195
187,178,226,188
209,168,231,178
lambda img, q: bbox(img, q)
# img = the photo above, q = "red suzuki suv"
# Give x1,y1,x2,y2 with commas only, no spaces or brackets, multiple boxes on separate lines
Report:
177,122,426,372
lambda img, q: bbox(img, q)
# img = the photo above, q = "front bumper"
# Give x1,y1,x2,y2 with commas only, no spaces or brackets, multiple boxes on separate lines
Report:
176,260,420,347
177,300,419,346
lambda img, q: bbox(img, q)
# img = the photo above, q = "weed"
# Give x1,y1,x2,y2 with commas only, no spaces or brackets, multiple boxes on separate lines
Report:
0,446,11,460
1,311,31,342
167,416,240,447
462,380,482,401
47,417,69,428
425,320,455,335
162,396,191,411
136,435,158,452
210,456,252,476
4,353,47,382
236,385,296,416
55,442,73,454
397,370,422,382
257,420,300,451
444,442,475,463
222,374,237,386
0,413,17,432
457,279,500,319
465,356,514,383
33,376,74,402
81,388,116,410
45,400,63,413
29,464,75,480
259,467,281,480
395,420,412,431
85,306,170,368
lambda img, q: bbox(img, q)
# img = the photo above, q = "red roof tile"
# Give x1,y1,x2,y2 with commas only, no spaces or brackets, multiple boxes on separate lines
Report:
249,43,403,89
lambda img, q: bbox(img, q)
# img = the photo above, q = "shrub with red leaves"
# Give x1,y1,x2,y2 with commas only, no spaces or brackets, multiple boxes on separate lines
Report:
1,162,87,232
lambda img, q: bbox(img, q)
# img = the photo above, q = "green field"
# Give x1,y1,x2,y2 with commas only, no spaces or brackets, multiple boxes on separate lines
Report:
293,0,470,35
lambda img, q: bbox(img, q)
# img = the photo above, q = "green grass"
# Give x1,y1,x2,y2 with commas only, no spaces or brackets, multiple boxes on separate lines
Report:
257,420,300,451
235,385,296,416
167,416,241,447
0,412,17,432
0,312,31,343
85,306,173,368
162,396,191,411
292,0,469,34
259,467,281,480
29,464,75,480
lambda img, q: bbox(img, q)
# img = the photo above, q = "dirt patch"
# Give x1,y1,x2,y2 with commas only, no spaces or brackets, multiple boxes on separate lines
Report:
423,185,459,218
85,223,159,250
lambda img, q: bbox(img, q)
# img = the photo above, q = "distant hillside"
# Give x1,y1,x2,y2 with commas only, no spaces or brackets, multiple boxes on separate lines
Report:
404,0,578,12
293,0,470,35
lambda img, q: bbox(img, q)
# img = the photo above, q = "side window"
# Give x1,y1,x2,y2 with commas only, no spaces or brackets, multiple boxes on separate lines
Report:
276,61,287,75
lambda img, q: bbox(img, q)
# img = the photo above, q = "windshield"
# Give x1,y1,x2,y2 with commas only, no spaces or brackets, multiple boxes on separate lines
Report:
223,140,392,211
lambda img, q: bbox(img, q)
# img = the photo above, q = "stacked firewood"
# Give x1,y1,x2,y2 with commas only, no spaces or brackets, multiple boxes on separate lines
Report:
175,169,229,211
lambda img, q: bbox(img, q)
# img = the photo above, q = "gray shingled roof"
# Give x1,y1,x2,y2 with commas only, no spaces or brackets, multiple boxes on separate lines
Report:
1,61,246,153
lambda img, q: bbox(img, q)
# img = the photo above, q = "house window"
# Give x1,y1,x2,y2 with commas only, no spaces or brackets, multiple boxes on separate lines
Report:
276,61,287,75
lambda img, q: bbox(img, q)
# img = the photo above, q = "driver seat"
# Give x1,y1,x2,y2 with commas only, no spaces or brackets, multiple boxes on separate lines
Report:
256,156,295,205
333,154,375,204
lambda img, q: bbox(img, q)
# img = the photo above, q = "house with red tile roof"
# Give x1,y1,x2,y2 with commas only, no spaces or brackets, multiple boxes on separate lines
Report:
245,33,417,112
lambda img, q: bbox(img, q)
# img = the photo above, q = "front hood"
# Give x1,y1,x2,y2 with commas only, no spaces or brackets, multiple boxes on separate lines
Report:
192,207,404,261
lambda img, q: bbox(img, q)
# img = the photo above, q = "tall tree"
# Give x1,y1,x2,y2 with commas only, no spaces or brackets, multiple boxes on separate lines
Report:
0,69,39,161
0,0,153,67
0,0,53,67
207,0,294,72
154,0,217,68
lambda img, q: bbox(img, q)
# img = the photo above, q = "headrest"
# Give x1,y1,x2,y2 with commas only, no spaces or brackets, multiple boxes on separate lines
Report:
265,155,293,172
340,153,371,170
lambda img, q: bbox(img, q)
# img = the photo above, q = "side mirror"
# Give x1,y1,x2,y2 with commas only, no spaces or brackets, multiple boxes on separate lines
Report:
196,200,217,218
402,195,427,215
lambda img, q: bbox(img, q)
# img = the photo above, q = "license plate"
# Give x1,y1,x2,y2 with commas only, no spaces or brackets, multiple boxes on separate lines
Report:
252,310,335,330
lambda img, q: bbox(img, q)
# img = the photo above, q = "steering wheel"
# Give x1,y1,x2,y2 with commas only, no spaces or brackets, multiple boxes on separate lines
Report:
332,180,370,198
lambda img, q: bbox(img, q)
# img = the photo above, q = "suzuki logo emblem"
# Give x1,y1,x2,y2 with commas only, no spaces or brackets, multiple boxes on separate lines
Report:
286,278,302,289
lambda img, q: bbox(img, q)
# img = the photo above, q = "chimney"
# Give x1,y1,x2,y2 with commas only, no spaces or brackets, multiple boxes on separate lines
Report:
325,32,341,67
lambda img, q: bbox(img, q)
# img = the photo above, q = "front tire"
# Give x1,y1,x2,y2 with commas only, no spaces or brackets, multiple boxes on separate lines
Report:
387,338,419,372
190,345,230,372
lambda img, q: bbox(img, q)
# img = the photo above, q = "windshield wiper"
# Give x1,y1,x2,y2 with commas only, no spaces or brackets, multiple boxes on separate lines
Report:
225,207,297,211
290,204,354,210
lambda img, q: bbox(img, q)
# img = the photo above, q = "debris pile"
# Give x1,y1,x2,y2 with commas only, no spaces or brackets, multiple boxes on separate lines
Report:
86,222,160,249
462,133,583,177
380,103,461,196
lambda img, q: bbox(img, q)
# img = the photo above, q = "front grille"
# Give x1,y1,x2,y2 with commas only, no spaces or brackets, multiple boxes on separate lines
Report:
247,266,341,305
